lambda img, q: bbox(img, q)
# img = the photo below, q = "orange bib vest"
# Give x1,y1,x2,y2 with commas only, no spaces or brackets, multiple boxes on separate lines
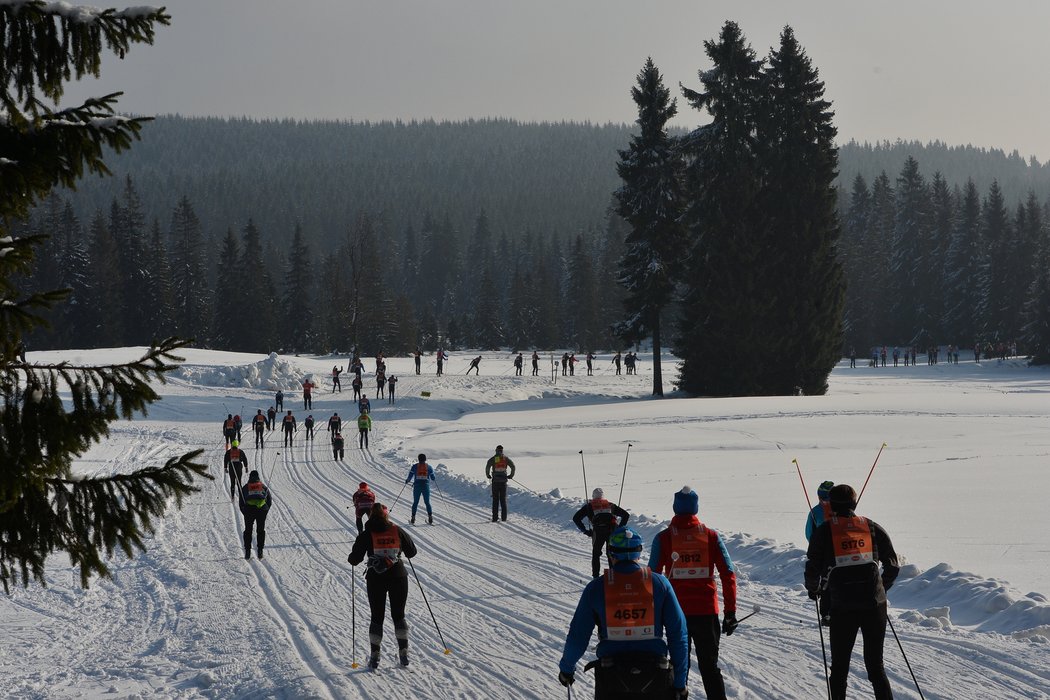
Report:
372,527,401,562
492,455,508,475
604,567,656,640
355,489,375,513
670,523,711,579
416,463,429,479
829,515,875,568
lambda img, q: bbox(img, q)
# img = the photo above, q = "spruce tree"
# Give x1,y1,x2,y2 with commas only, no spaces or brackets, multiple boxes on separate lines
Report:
613,57,684,396
281,224,314,352
868,172,896,341
841,174,872,349
758,26,843,395
144,218,175,337
942,179,982,343
211,229,241,349
86,210,124,347
977,181,1011,340
234,219,276,352
168,196,209,344
889,157,931,343
927,172,955,339
677,21,766,396
0,1,207,592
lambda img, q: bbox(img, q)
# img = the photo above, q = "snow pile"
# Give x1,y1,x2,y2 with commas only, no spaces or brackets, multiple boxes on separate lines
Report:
174,352,306,390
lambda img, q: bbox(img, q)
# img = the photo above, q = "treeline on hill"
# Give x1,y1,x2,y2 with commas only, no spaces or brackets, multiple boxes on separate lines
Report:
14,76,1050,365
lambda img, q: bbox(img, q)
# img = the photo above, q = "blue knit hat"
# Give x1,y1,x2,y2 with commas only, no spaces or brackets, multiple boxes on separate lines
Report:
673,486,699,515
817,480,834,501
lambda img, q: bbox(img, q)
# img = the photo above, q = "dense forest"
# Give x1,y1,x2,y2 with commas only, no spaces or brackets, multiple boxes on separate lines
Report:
15,114,1050,364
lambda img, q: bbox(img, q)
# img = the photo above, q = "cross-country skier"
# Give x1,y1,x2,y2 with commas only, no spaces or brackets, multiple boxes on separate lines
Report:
223,439,248,501
573,488,630,578
531,350,540,376
586,352,595,376
358,411,372,449
222,414,237,448
613,351,622,375
352,374,363,400
347,502,418,669
304,414,315,440
405,454,435,525
805,484,901,700
275,390,284,412
467,355,481,375
240,470,272,560
436,348,448,375
301,377,315,409
514,353,524,376
649,486,737,700
332,365,343,392
233,414,242,441
327,412,342,438
358,395,371,415
805,480,835,542
352,482,375,533
485,444,516,522
414,348,422,375
266,406,277,431
282,410,296,447
557,526,689,699
332,432,345,460
252,409,266,448
376,366,386,399
387,375,397,404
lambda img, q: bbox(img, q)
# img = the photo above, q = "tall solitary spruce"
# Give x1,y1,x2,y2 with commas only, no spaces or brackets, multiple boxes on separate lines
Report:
0,2,209,592
613,57,685,397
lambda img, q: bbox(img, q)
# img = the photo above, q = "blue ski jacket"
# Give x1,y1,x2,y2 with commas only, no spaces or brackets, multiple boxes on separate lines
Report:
558,561,689,689
405,463,435,484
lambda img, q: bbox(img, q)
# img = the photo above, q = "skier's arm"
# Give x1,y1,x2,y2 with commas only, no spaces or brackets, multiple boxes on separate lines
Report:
347,531,369,565
647,532,664,572
399,527,418,559
559,582,600,674
405,467,414,484
484,456,494,479
712,530,738,613
613,504,630,527
804,523,831,594
572,505,591,533
428,466,435,481
873,520,901,591
506,458,516,479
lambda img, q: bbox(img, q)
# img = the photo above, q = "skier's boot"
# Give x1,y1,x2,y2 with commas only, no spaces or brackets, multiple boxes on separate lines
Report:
428,514,433,525
244,546,251,560
257,547,264,560
399,648,410,667
368,651,380,670
409,517,415,525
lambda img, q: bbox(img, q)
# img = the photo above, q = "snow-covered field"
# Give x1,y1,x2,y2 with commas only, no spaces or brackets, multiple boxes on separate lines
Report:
2,348,1048,699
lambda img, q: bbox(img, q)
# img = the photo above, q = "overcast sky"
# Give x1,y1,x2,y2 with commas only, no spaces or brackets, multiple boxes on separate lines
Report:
62,0,1050,160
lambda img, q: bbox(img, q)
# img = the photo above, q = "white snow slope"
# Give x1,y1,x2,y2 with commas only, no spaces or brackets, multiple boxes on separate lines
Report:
1,348,1048,699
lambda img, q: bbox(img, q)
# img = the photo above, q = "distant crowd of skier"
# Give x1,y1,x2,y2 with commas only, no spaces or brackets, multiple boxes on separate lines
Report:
849,340,1021,368
216,353,902,697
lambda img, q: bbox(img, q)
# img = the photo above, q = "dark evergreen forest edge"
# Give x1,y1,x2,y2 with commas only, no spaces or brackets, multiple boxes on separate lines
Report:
18,115,1050,366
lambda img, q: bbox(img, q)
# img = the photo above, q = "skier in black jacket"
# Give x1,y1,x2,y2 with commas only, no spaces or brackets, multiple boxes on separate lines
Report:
805,484,900,700
572,488,630,578
348,503,418,669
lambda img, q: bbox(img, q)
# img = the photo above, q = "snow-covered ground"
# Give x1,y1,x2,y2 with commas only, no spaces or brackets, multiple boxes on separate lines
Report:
2,348,1048,699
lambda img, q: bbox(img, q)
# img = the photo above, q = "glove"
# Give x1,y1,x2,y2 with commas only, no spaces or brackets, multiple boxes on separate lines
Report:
807,589,820,601
673,689,689,699
721,611,738,636
558,671,575,687
584,529,593,538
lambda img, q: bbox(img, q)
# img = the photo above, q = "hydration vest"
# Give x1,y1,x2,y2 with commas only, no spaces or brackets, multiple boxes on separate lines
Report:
354,489,376,513
604,567,656,640
244,481,268,508
829,515,876,568
590,498,615,528
669,523,711,579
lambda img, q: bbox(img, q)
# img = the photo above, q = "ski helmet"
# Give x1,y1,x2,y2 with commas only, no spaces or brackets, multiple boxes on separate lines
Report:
231,440,239,448
607,526,643,561
418,453,427,463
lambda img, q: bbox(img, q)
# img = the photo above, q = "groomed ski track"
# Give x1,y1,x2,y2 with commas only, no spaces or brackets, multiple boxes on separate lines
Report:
1,353,1048,699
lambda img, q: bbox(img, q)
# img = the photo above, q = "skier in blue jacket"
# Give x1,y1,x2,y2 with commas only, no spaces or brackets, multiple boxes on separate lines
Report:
805,480,835,542
558,525,689,698
405,453,436,525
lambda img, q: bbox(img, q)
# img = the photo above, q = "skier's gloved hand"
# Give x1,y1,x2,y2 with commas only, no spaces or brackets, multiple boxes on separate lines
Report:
584,529,593,538
558,671,575,687
673,688,688,699
807,589,820,601
721,611,738,636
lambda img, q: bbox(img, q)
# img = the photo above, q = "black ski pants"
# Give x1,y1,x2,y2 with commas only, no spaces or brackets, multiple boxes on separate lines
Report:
334,445,344,460
491,482,508,521
283,427,293,446
305,425,314,440
227,463,244,501
367,573,409,653
359,428,369,449
829,603,893,700
590,529,612,578
242,508,268,553
686,615,727,700
254,426,265,448
355,509,369,534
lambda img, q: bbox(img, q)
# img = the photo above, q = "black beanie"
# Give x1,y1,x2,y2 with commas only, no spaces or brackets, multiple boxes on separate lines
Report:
828,484,858,514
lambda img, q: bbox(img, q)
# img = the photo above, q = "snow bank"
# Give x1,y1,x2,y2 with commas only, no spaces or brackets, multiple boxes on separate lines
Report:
174,352,308,390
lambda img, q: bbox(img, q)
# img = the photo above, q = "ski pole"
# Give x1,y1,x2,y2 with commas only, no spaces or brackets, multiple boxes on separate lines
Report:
887,614,925,699
407,557,452,655
793,458,819,531
815,598,832,699
390,480,409,513
578,450,588,500
616,443,633,506
736,603,762,626
263,450,280,484
856,442,888,505
510,477,540,496
350,568,360,669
